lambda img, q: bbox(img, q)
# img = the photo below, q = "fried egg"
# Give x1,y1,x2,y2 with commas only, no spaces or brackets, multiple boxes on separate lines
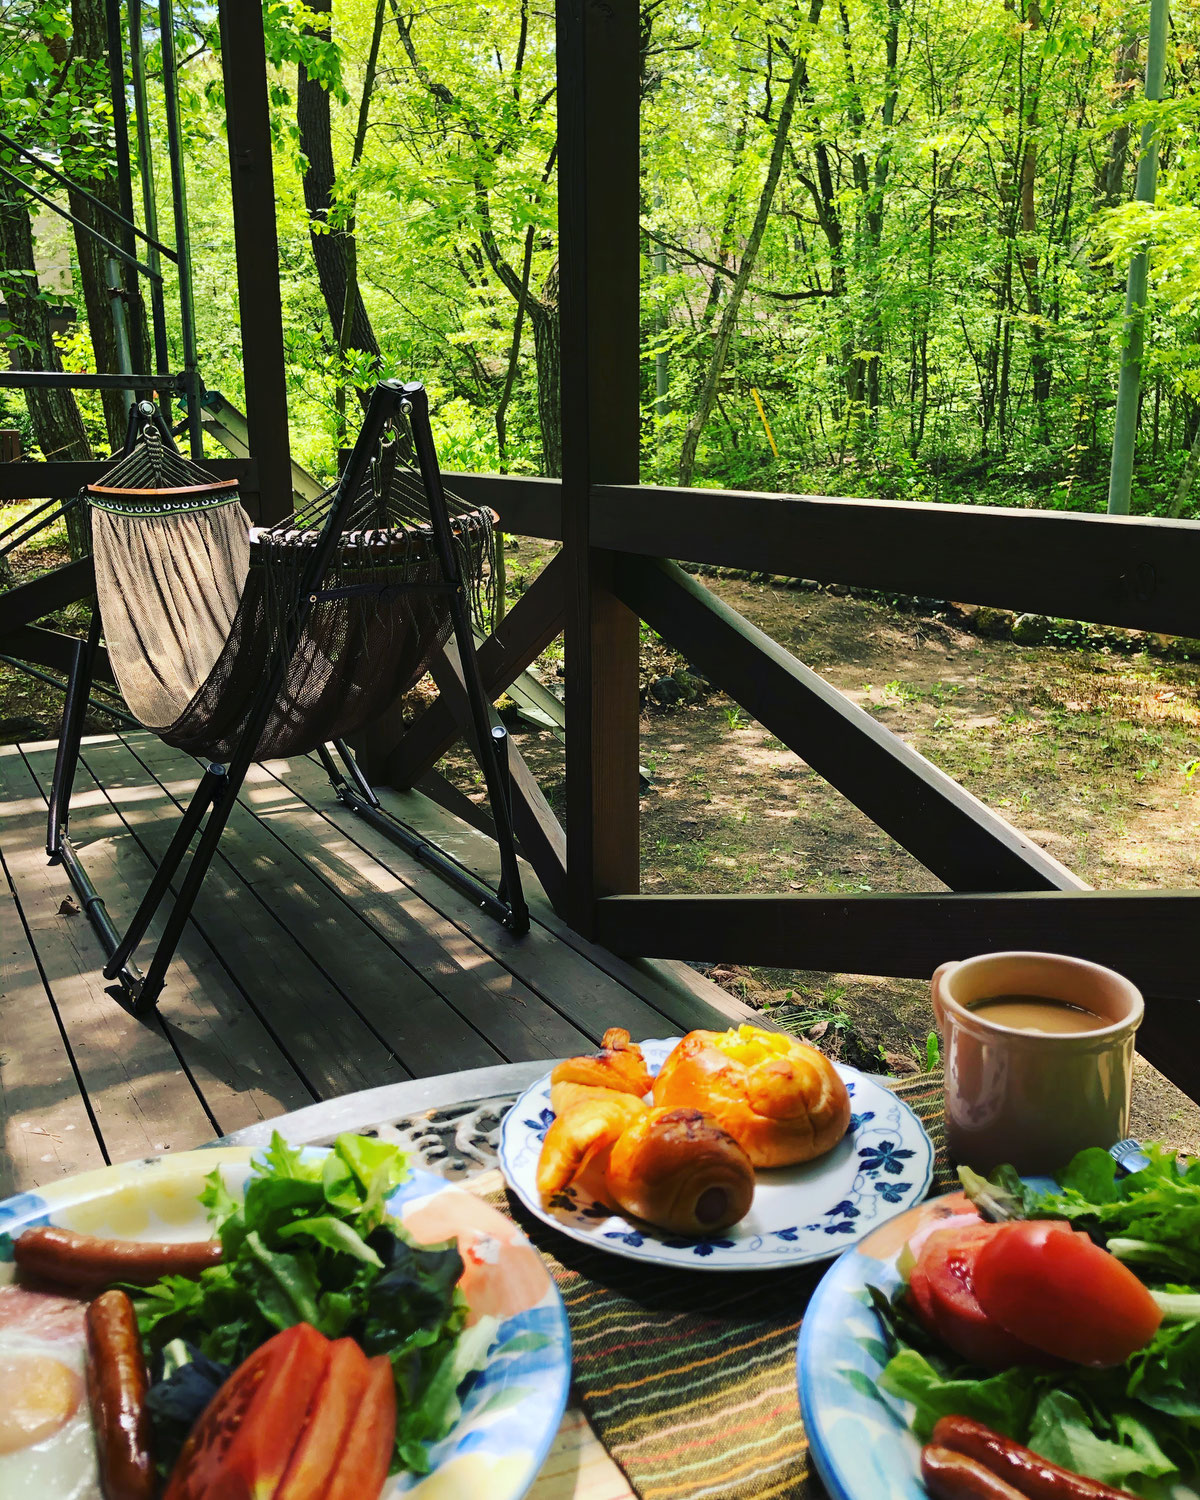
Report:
0,1286,100,1499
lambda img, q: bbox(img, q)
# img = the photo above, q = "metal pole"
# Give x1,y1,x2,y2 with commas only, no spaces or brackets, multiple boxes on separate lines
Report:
403,381,529,933
1107,0,1169,516
128,0,171,411
106,256,135,413
158,0,202,459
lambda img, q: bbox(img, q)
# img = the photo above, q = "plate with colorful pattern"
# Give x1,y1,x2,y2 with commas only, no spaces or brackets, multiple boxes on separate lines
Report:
0,1147,570,1500
498,1038,933,1270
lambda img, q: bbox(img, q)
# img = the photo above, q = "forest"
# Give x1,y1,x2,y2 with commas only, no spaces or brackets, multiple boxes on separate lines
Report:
1,0,1199,517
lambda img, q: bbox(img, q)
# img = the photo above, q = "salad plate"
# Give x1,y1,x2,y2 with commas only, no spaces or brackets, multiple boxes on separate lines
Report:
498,1038,934,1270
797,1178,1200,1500
0,1147,571,1500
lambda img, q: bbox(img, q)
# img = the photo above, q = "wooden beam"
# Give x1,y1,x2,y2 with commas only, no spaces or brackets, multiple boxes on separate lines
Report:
594,891,1200,1100
383,552,567,788
0,558,95,634
557,0,642,929
615,555,1085,894
386,472,1200,638
0,625,115,684
594,892,1199,996
594,484,1200,638
444,472,562,542
218,0,291,524
0,459,257,503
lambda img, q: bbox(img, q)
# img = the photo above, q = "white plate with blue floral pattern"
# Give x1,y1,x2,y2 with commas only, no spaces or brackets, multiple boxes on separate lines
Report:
0,1148,570,1500
498,1038,933,1270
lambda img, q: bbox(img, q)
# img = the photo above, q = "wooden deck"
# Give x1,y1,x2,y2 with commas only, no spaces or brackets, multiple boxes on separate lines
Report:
0,731,754,1198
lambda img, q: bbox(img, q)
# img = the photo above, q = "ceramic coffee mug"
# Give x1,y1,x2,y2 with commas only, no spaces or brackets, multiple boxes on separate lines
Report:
932,951,1143,1174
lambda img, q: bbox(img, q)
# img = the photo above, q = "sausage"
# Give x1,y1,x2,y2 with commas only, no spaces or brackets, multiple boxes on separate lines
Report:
14,1225,222,1289
86,1290,156,1500
922,1445,1030,1499
932,1416,1139,1499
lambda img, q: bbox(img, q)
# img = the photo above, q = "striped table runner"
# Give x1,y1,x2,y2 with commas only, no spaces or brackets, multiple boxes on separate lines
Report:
495,1074,955,1500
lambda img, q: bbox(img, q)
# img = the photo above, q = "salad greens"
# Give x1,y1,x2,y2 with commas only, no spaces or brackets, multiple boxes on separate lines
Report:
871,1142,1200,1495
132,1133,496,1473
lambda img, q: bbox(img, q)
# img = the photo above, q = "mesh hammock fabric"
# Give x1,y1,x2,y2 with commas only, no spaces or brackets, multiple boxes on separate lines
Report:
87,412,495,763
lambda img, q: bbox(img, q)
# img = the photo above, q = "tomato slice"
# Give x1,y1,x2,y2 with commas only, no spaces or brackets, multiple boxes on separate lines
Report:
324,1354,397,1500
275,1338,370,1500
163,1323,330,1500
973,1220,1163,1367
909,1223,1052,1369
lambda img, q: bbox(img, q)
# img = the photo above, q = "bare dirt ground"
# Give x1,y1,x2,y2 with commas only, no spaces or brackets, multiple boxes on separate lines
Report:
3,525,1197,1150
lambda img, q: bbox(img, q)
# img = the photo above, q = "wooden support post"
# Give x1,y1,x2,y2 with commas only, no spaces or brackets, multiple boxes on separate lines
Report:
557,0,642,932
218,0,291,524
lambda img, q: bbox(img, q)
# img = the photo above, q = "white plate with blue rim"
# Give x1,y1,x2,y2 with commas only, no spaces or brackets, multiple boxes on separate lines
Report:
498,1037,934,1270
0,1147,571,1500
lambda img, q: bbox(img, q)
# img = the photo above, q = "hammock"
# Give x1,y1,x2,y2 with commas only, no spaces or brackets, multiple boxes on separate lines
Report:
87,402,495,763
46,381,528,1018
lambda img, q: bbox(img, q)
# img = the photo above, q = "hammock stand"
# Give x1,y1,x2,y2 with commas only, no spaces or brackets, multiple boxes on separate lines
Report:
45,380,528,1017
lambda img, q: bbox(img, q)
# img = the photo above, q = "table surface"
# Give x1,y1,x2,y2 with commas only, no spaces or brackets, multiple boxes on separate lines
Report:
222,1060,636,1500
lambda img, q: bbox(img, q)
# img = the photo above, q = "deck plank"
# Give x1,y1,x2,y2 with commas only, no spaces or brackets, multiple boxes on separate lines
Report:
267,753,709,1043
0,869,106,1194
112,736,508,1076
233,766,594,1062
20,744,313,1137
331,764,759,1032
74,738,413,1099
0,747,213,1165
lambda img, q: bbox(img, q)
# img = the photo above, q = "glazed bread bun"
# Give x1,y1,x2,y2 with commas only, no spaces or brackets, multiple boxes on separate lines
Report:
652,1025,850,1168
605,1107,755,1235
549,1027,652,1116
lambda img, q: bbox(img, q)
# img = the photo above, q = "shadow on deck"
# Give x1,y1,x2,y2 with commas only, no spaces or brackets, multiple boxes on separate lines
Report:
0,732,753,1197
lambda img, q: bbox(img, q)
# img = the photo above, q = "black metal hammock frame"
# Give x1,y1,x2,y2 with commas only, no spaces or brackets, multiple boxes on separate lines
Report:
43,381,528,1015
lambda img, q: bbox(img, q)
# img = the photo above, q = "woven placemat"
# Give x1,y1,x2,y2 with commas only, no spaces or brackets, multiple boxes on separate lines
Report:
490,1074,954,1500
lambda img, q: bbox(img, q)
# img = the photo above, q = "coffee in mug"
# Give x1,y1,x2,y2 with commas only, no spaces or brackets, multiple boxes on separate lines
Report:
932,951,1143,1174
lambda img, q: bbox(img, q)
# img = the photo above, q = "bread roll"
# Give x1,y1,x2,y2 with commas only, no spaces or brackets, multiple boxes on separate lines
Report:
549,1027,652,1116
605,1108,755,1235
536,1092,647,1200
652,1025,850,1167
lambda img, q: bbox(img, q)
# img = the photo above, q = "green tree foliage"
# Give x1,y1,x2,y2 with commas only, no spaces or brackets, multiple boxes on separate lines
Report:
1,0,1198,513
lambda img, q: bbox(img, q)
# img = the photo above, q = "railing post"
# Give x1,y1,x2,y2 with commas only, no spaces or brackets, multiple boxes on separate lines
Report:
217,0,293,523
557,0,642,934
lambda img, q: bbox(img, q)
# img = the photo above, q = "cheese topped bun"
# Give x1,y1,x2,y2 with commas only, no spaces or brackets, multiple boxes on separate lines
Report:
651,1025,851,1168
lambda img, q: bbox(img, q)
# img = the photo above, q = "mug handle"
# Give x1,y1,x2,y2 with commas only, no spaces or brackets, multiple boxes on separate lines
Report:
931,960,960,1029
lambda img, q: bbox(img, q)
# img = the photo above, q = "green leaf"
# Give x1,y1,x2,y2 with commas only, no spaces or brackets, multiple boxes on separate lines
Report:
1028,1391,1177,1485
277,1214,383,1267
241,1230,322,1329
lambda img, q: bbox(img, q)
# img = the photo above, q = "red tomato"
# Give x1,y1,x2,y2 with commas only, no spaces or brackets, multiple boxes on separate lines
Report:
909,1223,1051,1369
275,1338,369,1500
973,1220,1163,1367
324,1354,397,1500
164,1323,330,1500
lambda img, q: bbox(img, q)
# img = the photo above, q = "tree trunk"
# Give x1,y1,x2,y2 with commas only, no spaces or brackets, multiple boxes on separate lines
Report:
677,11,811,486
527,263,561,477
68,0,152,447
1104,33,1140,205
0,186,93,466
297,0,380,366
